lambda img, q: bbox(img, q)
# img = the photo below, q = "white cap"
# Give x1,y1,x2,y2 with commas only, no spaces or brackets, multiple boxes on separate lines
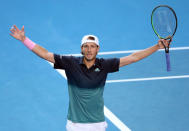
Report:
81,35,99,46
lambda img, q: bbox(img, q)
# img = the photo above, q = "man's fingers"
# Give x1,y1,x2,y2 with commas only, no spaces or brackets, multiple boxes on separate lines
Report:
159,39,165,45
10,28,16,33
162,39,171,47
162,40,166,45
9,33,15,37
10,29,15,34
169,38,172,44
14,25,20,32
158,39,172,49
21,25,24,32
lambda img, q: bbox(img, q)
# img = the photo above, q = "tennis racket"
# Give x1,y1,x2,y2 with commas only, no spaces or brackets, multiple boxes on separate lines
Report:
151,5,177,71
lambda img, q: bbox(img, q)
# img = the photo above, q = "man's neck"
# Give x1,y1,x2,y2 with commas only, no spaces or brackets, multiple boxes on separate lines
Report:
83,58,96,69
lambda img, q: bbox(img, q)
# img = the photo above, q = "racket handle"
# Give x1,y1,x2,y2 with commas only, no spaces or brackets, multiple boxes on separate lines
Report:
165,53,171,71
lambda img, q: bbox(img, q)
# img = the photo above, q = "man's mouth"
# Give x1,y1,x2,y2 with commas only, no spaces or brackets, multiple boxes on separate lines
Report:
87,54,92,56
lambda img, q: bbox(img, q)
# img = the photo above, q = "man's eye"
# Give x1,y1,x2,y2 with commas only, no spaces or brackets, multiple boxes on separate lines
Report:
91,45,96,48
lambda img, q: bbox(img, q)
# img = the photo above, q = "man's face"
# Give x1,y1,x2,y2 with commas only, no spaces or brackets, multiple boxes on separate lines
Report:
81,42,99,61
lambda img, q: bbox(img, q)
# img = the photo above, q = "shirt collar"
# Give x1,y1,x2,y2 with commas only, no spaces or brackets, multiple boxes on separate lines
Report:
79,57,103,69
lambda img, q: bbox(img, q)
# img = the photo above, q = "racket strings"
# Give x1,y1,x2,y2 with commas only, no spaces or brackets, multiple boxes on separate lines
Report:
151,6,177,39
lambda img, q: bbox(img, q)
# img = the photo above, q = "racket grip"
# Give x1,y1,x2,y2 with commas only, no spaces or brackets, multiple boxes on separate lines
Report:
165,53,171,71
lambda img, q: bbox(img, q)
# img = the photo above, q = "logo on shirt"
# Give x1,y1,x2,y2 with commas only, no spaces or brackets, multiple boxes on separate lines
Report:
95,68,100,72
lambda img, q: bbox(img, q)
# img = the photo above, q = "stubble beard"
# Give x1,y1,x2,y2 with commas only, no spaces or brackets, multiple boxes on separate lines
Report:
83,52,97,62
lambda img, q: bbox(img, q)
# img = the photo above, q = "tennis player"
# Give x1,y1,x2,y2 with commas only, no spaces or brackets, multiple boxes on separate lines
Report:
10,25,170,131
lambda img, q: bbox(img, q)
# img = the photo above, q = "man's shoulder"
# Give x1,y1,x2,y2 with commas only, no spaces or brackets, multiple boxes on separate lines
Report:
54,54,83,65
96,57,119,63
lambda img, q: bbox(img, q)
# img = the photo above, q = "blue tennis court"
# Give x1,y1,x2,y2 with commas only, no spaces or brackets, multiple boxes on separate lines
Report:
0,0,189,131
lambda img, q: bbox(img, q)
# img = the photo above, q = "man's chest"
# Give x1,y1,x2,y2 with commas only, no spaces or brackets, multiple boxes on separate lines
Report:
66,65,107,88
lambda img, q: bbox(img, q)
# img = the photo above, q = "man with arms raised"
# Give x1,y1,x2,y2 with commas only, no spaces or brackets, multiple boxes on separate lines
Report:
10,25,169,131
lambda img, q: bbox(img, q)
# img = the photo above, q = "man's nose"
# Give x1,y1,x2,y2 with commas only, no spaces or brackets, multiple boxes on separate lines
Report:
88,46,92,51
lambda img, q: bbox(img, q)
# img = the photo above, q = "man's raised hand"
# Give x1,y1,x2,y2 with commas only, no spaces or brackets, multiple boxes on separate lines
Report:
10,25,26,42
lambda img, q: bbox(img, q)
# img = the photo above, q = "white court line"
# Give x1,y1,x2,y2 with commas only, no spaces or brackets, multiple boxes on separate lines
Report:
104,106,131,131
48,62,131,131
106,75,189,83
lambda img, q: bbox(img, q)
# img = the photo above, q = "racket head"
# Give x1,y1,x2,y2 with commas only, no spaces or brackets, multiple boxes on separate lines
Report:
151,5,177,40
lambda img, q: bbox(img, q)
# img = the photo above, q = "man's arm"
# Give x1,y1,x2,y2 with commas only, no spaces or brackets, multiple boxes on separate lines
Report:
119,40,169,67
31,44,55,63
10,25,55,63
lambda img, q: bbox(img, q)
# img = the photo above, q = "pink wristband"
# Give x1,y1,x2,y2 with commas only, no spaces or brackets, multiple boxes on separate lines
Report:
22,37,36,50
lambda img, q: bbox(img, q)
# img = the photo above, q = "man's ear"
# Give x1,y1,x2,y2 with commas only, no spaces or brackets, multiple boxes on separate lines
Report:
97,46,100,52
81,46,84,55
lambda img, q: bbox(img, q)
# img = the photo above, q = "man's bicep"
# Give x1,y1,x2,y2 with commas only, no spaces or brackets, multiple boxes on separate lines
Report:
46,52,55,63
119,55,137,67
